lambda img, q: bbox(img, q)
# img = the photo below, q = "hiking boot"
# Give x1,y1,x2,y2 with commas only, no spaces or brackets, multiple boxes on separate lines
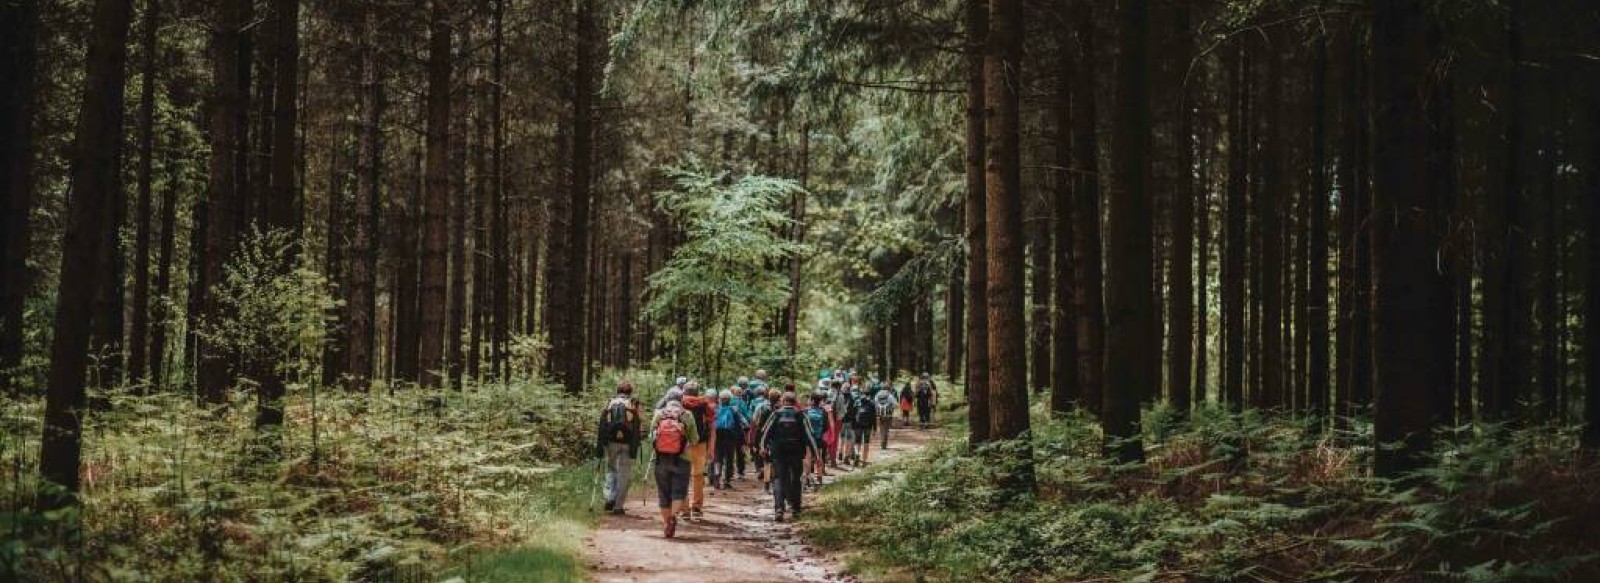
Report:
689,508,703,521
664,516,677,538
774,512,786,523
603,500,615,512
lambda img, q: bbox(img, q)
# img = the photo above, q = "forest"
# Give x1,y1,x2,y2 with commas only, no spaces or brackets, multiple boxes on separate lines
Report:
2,0,1599,580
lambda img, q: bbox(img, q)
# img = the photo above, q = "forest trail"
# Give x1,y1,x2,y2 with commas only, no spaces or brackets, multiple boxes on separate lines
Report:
584,424,940,583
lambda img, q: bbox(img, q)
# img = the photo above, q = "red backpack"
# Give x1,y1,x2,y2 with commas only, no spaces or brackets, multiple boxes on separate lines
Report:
654,415,687,455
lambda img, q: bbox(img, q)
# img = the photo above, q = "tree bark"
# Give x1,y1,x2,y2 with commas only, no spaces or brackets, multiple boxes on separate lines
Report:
1104,0,1151,464
1308,21,1332,422
1049,21,1077,415
130,0,161,389
1484,0,1529,421
40,0,135,508
0,0,41,393
1028,217,1051,394
548,0,596,393
490,0,509,381
344,10,381,391
1584,89,1600,451
1165,1,1195,419
1258,37,1285,410
1223,45,1250,410
1371,0,1447,477
256,0,299,436
1070,0,1105,419
418,0,451,389
963,0,991,446
197,0,248,403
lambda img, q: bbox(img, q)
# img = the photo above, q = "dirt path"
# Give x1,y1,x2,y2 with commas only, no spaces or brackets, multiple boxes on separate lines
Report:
584,421,939,583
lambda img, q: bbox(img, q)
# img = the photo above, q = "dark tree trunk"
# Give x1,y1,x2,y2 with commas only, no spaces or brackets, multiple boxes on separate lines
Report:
418,0,451,389
787,121,809,370
130,0,161,389
448,23,471,390
1104,0,1151,464
393,150,422,383
1258,38,1285,410
151,122,182,390
1165,1,1195,419
470,61,489,382
1050,22,1077,415
255,0,299,437
1223,45,1250,410
490,0,508,381
1584,90,1599,450
344,11,381,391
40,0,134,508
963,0,991,446
947,219,965,381
1484,0,1529,421
197,0,248,404
548,0,596,393
0,0,41,393
1028,219,1051,394
1070,0,1105,419
1308,22,1332,422
985,0,1033,491
1371,0,1447,477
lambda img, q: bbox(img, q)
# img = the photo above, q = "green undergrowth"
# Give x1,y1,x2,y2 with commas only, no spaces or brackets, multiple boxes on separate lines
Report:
1,369,672,582
805,404,1600,583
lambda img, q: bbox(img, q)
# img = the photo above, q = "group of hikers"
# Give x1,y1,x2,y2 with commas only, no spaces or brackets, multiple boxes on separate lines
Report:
594,367,941,538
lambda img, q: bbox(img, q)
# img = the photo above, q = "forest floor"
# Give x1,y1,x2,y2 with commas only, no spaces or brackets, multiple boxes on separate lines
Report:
584,423,940,583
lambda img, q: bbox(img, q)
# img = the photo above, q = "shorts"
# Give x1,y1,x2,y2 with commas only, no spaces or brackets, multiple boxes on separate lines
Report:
851,426,872,444
654,454,690,508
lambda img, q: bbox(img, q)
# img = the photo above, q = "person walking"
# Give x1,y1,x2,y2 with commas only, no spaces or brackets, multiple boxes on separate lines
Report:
596,382,642,514
748,387,779,492
873,379,897,450
711,389,748,490
804,393,830,488
849,386,877,465
898,380,914,427
680,382,716,520
759,394,822,523
914,373,938,429
650,397,699,538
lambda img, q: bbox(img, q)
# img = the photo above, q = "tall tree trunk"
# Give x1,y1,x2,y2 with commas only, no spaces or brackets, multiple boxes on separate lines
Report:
1223,45,1250,410
129,0,161,389
448,22,471,390
1028,219,1051,394
548,0,596,393
254,0,299,440
1104,0,1151,463
393,150,422,383
1371,0,1447,477
197,0,249,404
985,0,1033,491
1485,0,1529,421
344,11,381,391
0,0,41,394
1050,22,1077,415
1307,21,1332,422
1166,0,1195,419
470,59,489,382
151,122,181,390
490,0,509,381
946,219,965,381
786,121,809,370
1070,0,1105,419
1584,90,1599,450
1258,38,1285,410
418,0,451,389
963,0,991,446
39,0,134,509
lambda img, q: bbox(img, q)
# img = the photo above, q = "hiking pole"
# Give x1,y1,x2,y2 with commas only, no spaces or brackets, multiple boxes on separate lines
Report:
588,456,603,514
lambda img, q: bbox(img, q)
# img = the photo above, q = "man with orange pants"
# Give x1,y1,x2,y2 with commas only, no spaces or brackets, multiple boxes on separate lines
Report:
679,381,717,521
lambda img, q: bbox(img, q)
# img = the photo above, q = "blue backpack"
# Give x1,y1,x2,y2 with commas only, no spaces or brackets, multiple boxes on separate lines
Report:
715,405,741,430
805,407,828,441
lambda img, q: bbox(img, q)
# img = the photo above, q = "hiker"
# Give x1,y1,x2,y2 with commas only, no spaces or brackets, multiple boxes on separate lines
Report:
650,397,700,538
828,380,851,467
804,393,830,488
596,382,642,514
747,387,780,492
711,388,748,490
731,380,755,479
656,378,687,410
749,369,770,395
839,379,862,464
760,393,822,522
849,383,878,464
914,373,938,428
872,378,898,450
680,382,716,520
898,380,914,427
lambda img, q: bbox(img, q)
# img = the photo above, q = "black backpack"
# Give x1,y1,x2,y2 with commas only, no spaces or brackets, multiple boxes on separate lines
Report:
601,399,635,443
685,401,711,438
854,396,877,427
767,409,807,453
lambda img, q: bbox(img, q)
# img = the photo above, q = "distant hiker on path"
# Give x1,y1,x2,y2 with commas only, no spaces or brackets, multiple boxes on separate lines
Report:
680,382,716,520
914,373,938,429
596,382,641,514
711,388,749,490
872,377,897,450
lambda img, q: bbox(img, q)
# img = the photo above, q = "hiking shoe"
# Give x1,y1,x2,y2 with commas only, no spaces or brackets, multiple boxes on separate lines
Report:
603,500,615,512
664,516,677,538
774,512,786,523
689,508,703,521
